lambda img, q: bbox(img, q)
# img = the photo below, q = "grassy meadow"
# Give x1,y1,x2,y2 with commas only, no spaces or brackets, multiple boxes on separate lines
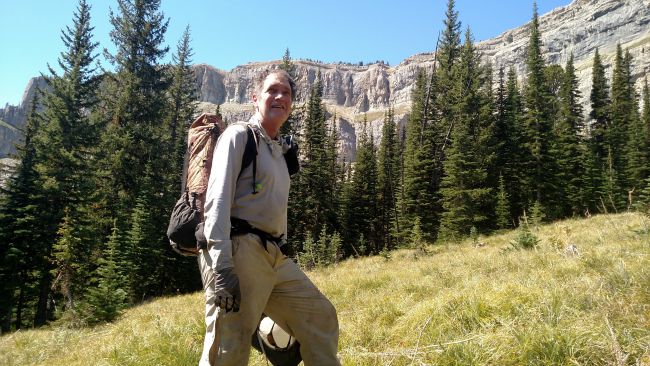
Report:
1,212,649,365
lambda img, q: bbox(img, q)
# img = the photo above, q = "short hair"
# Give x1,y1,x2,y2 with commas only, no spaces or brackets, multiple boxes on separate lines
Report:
253,69,297,101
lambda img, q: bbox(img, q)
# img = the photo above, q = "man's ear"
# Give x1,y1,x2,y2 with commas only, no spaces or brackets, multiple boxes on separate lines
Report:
251,93,259,110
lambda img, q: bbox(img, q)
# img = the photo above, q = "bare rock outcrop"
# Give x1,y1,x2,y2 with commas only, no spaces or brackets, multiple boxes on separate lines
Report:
0,77,48,157
191,1,649,161
476,0,650,115
2,0,648,159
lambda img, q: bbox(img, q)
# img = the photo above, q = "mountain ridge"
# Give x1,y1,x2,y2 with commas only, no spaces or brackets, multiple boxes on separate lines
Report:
1,0,648,159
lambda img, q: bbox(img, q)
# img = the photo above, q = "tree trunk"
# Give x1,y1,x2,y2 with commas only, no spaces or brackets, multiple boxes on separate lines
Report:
34,269,51,326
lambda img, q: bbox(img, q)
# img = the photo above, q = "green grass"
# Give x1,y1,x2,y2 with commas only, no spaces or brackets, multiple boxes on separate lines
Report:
1,213,649,365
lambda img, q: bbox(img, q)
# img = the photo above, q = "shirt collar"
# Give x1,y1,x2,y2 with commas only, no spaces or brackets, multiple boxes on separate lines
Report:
248,116,283,158
248,116,281,145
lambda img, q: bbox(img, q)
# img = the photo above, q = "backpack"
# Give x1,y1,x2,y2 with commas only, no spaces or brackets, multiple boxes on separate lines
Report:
167,113,299,256
167,113,253,256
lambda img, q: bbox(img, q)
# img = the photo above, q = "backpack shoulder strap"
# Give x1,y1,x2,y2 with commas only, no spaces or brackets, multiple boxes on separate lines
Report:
231,122,259,194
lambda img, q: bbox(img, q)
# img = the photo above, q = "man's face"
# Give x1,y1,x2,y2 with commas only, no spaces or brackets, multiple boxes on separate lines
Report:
253,73,293,130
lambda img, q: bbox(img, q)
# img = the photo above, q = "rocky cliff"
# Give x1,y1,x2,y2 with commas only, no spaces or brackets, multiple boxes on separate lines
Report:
2,0,648,159
0,116,21,158
192,0,650,160
477,0,650,114
0,77,48,157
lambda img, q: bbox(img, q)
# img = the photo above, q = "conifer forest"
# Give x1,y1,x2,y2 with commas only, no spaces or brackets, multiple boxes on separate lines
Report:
1,0,649,331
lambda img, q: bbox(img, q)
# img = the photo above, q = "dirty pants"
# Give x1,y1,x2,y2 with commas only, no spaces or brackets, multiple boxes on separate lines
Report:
198,233,340,366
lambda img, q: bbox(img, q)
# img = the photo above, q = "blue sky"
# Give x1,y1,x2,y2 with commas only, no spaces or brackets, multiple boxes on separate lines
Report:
0,0,571,106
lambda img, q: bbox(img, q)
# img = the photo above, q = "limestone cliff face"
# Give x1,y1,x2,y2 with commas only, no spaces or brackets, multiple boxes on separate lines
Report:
0,106,24,157
193,60,429,114
190,0,649,159
194,0,649,115
0,77,48,157
2,0,648,159
476,0,650,114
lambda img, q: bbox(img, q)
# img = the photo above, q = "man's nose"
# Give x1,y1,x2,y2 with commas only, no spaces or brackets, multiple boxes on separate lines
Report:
275,91,289,99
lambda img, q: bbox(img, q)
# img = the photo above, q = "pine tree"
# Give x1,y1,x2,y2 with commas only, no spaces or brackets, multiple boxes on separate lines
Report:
477,62,498,228
297,232,316,269
437,0,462,92
589,48,610,159
622,51,648,202
159,26,203,294
325,115,342,234
521,2,554,220
377,108,400,250
97,0,170,220
280,47,297,79
81,223,128,324
601,149,620,213
494,65,509,176
165,25,197,187
432,0,463,223
542,62,565,218
495,174,512,229
438,28,493,241
586,48,610,212
329,231,342,264
504,66,526,220
52,208,95,323
642,76,650,134
401,69,438,240
279,48,300,136
124,171,166,301
642,76,650,168
552,54,585,216
290,72,337,249
637,176,650,213
493,66,512,225
343,116,379,254
94,0,173,302
543,64,565,123
434,0,462,140
33,0,101,320
50,210,82,318
609,44,632,206
0,96,51,330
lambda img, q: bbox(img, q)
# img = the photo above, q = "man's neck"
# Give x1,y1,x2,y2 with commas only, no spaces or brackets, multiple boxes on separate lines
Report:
262,125,279,139
255,114,280,139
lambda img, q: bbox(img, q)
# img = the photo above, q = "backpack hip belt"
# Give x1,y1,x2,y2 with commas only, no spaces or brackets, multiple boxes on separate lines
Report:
230,217,284,251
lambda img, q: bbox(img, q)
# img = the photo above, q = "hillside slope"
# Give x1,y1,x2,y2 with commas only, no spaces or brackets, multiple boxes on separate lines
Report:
1,212,648,365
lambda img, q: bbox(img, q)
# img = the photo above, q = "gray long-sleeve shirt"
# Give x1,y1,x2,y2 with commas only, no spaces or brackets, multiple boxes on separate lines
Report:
203,117,290,270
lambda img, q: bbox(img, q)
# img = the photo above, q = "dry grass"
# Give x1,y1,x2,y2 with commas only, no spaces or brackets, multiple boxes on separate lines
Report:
1,213,649,365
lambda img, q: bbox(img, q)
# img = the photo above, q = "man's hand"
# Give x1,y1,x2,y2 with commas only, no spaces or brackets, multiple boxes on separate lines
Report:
214,267,241,312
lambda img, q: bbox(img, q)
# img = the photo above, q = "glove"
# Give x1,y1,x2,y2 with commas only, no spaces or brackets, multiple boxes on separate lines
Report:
214,267,241,312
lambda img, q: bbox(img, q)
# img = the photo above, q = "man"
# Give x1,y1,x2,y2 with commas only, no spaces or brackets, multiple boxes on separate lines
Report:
198,69,341,365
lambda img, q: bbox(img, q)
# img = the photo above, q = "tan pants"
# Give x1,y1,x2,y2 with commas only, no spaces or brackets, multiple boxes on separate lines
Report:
198,233,341,366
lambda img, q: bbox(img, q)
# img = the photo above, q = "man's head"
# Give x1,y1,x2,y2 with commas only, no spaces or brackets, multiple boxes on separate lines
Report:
252,69,295,137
